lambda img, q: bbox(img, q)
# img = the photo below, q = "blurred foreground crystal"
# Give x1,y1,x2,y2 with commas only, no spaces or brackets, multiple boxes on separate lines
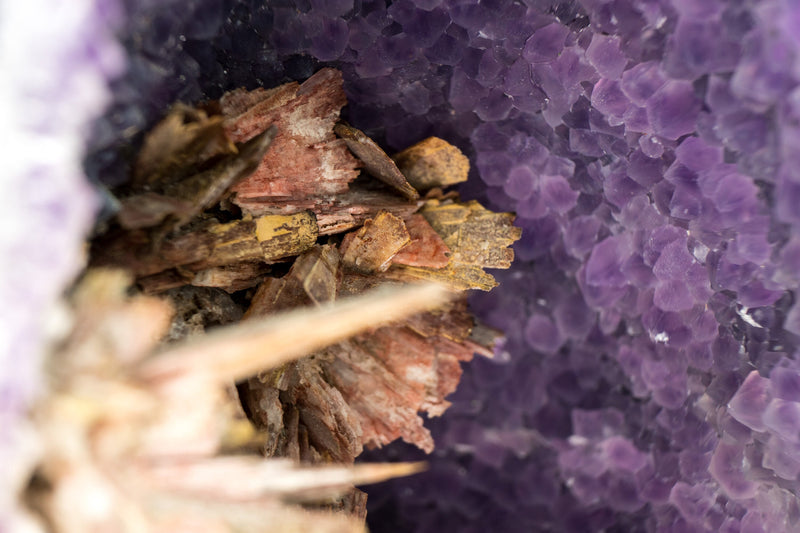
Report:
25,269,446,533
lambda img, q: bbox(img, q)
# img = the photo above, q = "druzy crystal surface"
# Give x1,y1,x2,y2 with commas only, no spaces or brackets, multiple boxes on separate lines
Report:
76,0,800,531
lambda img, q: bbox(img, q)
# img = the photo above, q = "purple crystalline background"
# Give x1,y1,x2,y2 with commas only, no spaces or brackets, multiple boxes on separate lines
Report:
81,0,800,531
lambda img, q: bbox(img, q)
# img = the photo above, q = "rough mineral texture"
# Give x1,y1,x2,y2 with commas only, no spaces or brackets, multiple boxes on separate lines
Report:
334,122,420,200
81,62,518,528
225,68,361,207
240,246,488,462
340,211,411,274
393,137,470,191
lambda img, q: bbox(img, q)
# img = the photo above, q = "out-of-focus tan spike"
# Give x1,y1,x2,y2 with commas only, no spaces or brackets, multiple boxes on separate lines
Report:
137,283,453,385
141,497,366,533
140,457,426,500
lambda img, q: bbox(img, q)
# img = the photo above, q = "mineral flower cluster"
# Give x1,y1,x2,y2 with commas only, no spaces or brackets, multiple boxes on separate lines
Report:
16,63,519,530
9,0,800,531
91,64,518,478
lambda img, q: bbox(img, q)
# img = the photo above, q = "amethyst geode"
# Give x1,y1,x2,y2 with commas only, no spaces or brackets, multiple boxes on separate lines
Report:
79,0,800,531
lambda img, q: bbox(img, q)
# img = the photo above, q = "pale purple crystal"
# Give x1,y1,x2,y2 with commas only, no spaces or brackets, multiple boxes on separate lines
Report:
728,371,772,432
2,0,123,527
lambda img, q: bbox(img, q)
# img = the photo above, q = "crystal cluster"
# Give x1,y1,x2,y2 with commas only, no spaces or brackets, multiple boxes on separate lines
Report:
81,65,519,526
82,0,800,531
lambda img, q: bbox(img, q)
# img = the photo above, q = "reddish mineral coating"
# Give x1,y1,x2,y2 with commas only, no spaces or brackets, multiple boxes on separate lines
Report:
322,337,435,453
391,214,451,269
223,68,360,203
352,310,474,420
240,245,489,459
321,300,479,452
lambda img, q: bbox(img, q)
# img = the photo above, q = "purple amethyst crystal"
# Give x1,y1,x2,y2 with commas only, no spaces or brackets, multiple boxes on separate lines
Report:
2,0,124,527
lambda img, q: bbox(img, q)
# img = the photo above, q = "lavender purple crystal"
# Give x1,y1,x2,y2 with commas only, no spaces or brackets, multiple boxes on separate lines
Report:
2,0,124,528
64,0,800,531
